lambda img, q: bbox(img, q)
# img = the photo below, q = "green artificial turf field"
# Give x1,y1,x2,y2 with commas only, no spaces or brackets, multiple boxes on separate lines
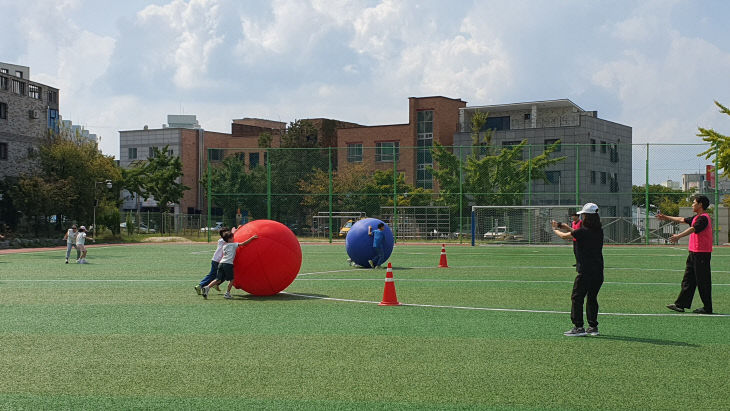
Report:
1,242,728,410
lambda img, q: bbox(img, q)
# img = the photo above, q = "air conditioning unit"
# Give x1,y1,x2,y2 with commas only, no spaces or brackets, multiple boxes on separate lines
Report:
29,109,39,119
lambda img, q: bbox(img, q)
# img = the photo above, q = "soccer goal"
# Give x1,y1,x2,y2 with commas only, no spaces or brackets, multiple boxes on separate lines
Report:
471,205,582,245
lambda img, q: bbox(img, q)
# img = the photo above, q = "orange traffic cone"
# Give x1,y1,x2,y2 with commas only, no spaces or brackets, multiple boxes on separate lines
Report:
438,244,449,268
379,262,401,306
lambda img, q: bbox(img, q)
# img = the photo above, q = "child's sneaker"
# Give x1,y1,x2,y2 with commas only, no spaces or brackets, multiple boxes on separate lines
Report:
202,286,209,299
586,326,599,336
224,292,232,299
65,259,69,264
368,260,375,268
563,327,587,337
194,285,202,295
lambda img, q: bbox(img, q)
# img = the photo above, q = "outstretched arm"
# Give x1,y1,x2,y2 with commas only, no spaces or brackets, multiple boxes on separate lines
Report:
656,213,686,224
237,234,258,247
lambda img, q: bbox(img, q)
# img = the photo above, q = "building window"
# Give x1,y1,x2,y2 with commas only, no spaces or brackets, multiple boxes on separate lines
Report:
600,171,607,184
610,143,619,163
610,172,619,192
48,90,57,103
524,113,531,120
15,71,23,79
0,68,7,74
11,79,24,95
417,110,434,189
0,76,7,90
128,147,137,160
347,143,363,163
0,143,7,160
600,141,607,153
167,149,174,156
590,138,596,152
208,149,223,162
28,84,41,99
545,170,561,185
376,142,399,162
0,102,7,120
48,109,59,133
590,170,596,184
544,138,561,152
481,116,510,131
249,152,259,169
149,147,156,158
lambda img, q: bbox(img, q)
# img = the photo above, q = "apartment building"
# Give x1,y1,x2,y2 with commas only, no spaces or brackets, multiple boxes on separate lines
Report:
0,62,60,178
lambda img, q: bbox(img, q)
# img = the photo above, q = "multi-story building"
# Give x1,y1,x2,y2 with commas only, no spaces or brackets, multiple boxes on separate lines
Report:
337,96,466,190
119,116,288,214
0,62,60,178
454,99,632,217
337,97,632,217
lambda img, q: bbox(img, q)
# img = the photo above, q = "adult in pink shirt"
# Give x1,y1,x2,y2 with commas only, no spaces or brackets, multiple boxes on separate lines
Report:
657,195,713,314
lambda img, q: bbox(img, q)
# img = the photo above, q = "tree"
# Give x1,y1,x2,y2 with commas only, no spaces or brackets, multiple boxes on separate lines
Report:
431,110,565,215
10,176,75,236
142,145,190,215
202,154,267,221
699,101,730,173
17,128,121,232
631,184,690,216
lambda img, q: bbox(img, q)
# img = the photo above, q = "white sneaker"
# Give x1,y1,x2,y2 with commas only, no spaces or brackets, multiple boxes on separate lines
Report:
202,286,210,299
224,292,232,299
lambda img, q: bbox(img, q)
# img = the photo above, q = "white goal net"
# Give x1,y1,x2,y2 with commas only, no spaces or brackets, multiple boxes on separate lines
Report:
471,205,582,245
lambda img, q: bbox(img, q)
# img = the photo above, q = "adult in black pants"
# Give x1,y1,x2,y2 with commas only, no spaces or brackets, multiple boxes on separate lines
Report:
552,203,604,336
657,195,713,314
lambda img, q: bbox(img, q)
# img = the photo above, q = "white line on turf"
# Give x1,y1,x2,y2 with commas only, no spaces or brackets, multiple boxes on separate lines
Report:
282,292,730,317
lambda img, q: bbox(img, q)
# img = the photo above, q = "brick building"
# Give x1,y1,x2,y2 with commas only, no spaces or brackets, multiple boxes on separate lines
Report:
0,62,60,178
337,96,466,189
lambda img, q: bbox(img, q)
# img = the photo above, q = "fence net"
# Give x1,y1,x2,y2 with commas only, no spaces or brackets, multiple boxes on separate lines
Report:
203,144,725,244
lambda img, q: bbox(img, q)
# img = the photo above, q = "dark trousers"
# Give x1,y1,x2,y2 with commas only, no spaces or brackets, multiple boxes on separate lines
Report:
570,272,604,328
675,252,712,312
199,260,220,286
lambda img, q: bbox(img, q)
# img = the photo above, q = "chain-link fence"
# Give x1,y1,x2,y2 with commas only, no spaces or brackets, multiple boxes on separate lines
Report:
205,143,726,244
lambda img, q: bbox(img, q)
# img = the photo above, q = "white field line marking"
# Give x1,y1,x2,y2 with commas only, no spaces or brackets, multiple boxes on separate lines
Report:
282,292,730,317
7,277,730,287
298,265,730,275
294,278,730,286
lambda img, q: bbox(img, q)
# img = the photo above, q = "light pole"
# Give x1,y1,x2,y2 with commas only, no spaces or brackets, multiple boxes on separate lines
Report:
93,180,112,243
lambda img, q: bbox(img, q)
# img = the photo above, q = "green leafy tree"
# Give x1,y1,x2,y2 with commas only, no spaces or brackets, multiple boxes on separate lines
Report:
699,101,730,173
143,145,190,216
631,184,690,216
202,154,268,222
20,129,121,233
11,176,75,236
431,110,565,216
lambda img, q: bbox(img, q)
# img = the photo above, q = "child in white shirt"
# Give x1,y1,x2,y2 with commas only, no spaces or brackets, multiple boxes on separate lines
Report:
76,226,91,264
202,231,257,299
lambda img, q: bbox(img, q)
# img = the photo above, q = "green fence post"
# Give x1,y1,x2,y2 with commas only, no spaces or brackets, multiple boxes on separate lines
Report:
645,144,650,246
266,148,271,220
575,143,580,205
458,146,463,245
715,151,720,245
328,147,333,244
528,145,532,244
206,149,211,243
393,147,398,243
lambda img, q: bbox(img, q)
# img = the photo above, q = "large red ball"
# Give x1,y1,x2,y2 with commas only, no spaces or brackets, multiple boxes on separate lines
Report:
231,220,302,296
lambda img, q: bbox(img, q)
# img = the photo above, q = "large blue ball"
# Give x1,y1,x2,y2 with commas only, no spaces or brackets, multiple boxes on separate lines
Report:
345,218,394,268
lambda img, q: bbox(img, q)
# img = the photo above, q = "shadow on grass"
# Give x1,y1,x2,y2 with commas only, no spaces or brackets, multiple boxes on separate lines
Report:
598,334,699,347
230,293,329,301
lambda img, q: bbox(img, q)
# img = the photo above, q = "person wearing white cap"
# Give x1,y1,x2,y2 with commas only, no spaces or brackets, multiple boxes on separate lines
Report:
551,202,604,337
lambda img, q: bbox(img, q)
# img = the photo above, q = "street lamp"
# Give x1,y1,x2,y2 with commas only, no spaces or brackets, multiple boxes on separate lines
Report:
93,180,112,243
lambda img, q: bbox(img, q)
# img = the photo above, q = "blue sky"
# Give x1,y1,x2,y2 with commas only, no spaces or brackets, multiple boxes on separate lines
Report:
1,0,729,159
